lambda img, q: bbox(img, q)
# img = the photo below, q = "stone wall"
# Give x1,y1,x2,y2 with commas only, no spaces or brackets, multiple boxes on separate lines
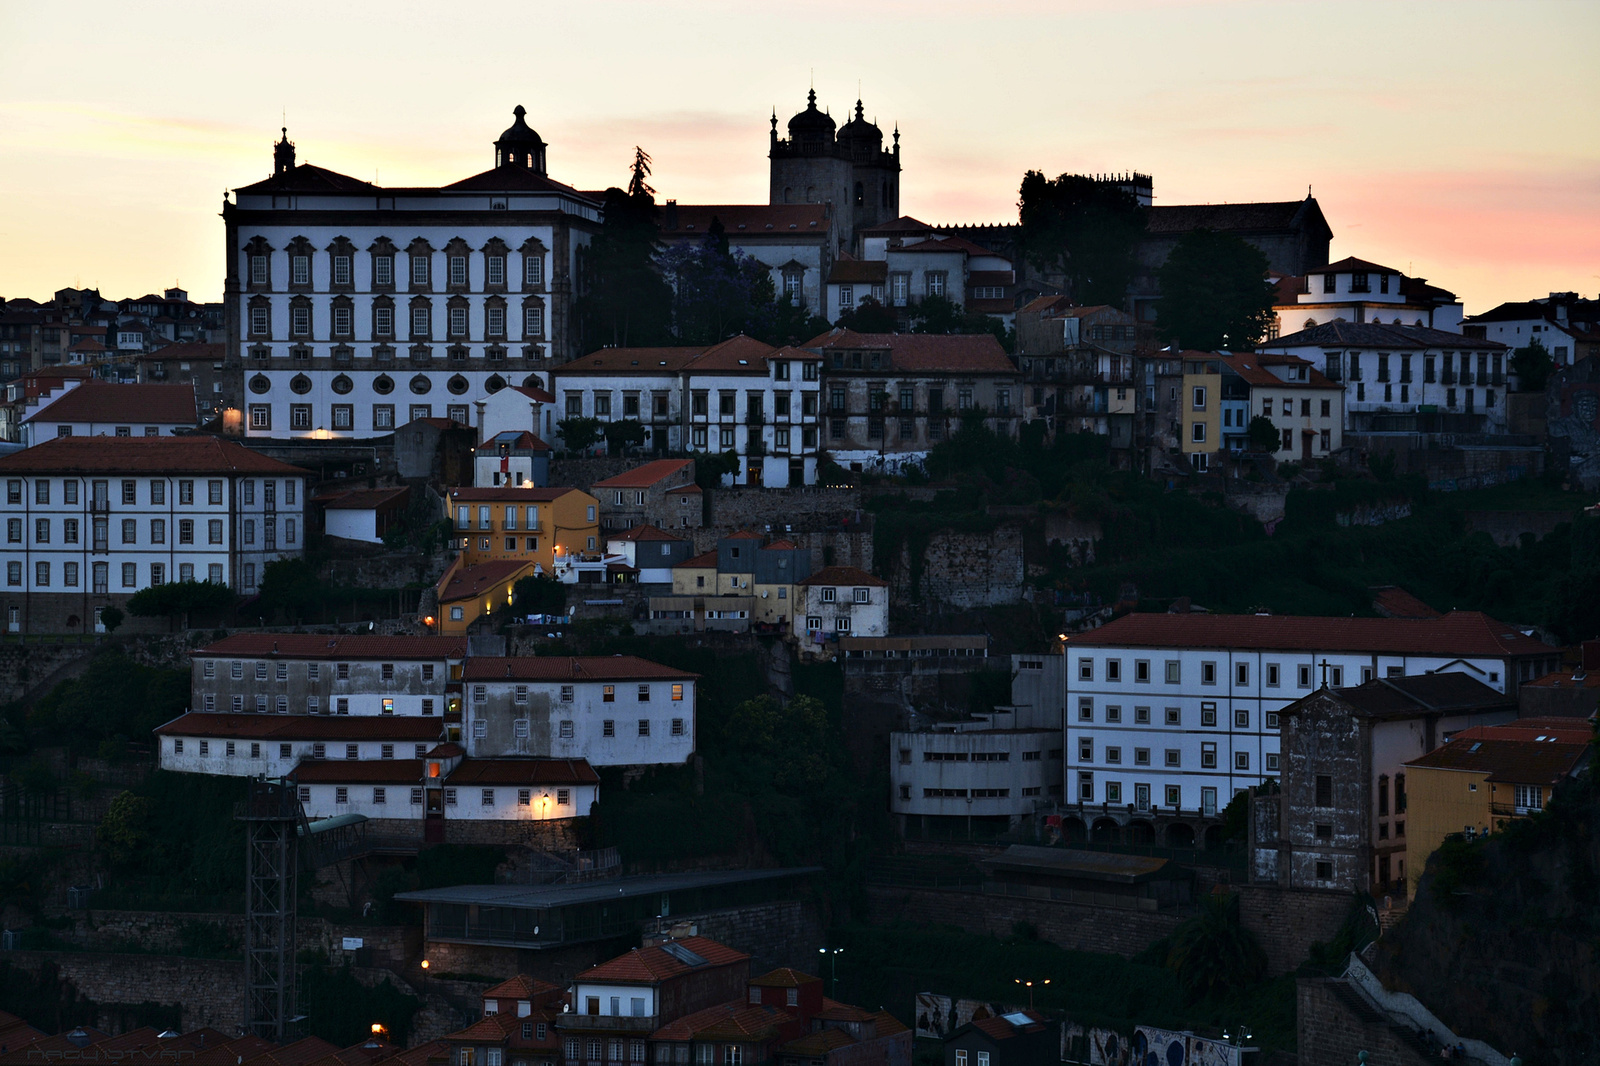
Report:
1235,884,1354,976
863,884,1185,958
707,486,864,533
685,528,874,573
1042,513,1101,565
1296,977,1435,1066
549,458,647,491
891,527,1026,610
2,950,246,1034
0,642,99,704
1462,509,1575,547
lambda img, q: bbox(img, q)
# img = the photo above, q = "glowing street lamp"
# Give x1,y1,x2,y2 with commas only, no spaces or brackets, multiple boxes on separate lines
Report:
1012,978,1049,1010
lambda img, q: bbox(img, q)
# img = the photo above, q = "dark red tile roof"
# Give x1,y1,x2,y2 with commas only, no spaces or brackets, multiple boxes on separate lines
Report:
1522,670,1600,691
140,341,225,362
0,435,304,475
676,550,720,568
236,164,377,195
747,967,821,988
482,975,563,1002
650,1002,786,1042
593,459,694,489
442,169,598,200
438,561,534,604
1369,586,1441,619
968,1010,1048,1040
576,937,748,983
1405,730,1589,784
462,656,696,682
24,380,196,424
801,329,1016,374
684,335,781,373
294,759,427,784
508,384,556,404
155,713,444,741
322,487,411,511
827,261,888,284
858,216,934,235
196,634,467,660
558,349,705,374
661,204,830,236
1071,610,1549,657
1310,256,1403,275
798,566,888,588
607,524,685,543
1144,199,1328,238
1221,354,1342,390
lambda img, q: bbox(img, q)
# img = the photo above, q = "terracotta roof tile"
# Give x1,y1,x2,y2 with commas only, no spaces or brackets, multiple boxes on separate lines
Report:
294,759,428,784
1405,731,1589,784
858,216,934,235
155,714,444,741
447,487,585,502
661,205,830,236
650,1003,787,1042
444,759,599,786
1369,586,1441,619
1072,610,1549,657
827,261,888,284
1263,320,1506,351
593,460,695,489
676,551,720,568
483,431,551,452
508,384,556,404
747,967,820,988
684,336,781,373
437,561,534,604
462,656,696,682
196,634,467,660
797,566,887,588
558,349,705,374
482,975,563,1002
140,341,225,363
608,525,686,543
0,434,303,475
577,937,748,983
322,487,411,511
801,329,1016,374
1310,256,1403,276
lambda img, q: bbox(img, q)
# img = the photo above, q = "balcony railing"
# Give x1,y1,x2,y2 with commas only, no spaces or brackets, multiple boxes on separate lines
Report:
89,499,110,514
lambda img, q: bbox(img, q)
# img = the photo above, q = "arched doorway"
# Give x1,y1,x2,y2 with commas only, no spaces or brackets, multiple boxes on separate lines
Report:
1203,824,1225,850
1061,817,1088,843
1165,823,1196,848
1127,820,1156,845
1091,818,1121,844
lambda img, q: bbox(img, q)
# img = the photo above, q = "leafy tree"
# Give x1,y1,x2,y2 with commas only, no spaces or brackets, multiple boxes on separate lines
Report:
1155,228,1276,350
30,651,189,753
1018,171,1146,305
99,793,156,867
909,295,1014,352
1165,891,1267,999
660,218,775,344
512,575,567,615
126,580,233,628
558,416,604,453
97,606,123,635
756,294,833,349
1246,414,1280,453
255,558,322,620
693,450,741,490
603,419,647,455
575,149,674,348
1511,337,1554,392
835,297,897,333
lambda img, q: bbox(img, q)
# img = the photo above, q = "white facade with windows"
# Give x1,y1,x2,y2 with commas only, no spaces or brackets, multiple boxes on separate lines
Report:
1274,257,1464,337
1064,612,1556,815
292,763,598,822
793,566,889,652
462,657,697,767
0,437,306,634
225,113,599,439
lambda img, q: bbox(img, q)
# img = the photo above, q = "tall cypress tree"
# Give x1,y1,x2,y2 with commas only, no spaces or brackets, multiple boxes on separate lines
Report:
576,148,673,348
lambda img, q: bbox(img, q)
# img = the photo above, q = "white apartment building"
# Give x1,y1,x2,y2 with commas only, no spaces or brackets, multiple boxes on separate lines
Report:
188,633,467,717
462,656,697,767
156,712,446,778
1063,611,1556,826
19,380,199,445
549,337,823,486
890,653,1066,836
1463,294,1600,368
292,750,599,823
1257,322,1510,434
1274,257,1463,337
225,111,599,439
1220,353,1344,461
0,436,307,635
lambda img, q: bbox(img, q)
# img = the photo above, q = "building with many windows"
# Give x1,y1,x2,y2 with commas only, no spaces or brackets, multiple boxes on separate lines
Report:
446,486,599,575
18,380,200,445
0,436,306,634
793,566,888,654
592,459,701,532
1061,611,1556,845
1273,257,1464,337
224,108,600,440
1219,352,1344,461
461,656,697,767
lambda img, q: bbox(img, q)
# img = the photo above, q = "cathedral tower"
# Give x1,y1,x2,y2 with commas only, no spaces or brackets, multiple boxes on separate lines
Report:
769,89,900,253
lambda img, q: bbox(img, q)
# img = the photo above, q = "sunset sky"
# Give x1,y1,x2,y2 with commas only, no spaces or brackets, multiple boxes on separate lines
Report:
2,0,1596,313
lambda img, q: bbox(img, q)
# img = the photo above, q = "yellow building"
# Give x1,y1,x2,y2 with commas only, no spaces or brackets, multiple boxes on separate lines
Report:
432,558,539,634
1403,717,1591,897
1179,352,1222,469
446,487,599,575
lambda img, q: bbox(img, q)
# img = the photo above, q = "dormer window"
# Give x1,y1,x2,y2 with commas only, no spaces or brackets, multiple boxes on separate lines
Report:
1322,274,1337,294
1350,272,1370,293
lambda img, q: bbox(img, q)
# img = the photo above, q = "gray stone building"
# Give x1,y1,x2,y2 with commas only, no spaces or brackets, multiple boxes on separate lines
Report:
1257,673,1515,897
769,89,901,254
806,329,1021,475
591,458,700,532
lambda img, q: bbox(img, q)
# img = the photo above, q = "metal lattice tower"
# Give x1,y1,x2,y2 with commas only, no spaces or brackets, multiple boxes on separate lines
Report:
238,779,300,1041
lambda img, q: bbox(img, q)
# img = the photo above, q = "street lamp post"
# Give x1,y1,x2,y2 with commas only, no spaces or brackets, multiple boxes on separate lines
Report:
819,947,843,997
1222,1025,1252,1047
420,958,429,996
1012,979,1050,1010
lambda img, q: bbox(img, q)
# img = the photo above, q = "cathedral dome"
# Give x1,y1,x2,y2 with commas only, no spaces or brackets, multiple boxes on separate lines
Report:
836,100,881,148
787,89,836,139
494,105,547,173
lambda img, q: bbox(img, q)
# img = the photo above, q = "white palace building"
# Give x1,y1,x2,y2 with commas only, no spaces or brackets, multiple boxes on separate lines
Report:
223,108,599,439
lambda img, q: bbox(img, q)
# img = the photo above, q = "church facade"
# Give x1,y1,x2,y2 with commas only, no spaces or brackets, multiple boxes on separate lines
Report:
222,108,599,440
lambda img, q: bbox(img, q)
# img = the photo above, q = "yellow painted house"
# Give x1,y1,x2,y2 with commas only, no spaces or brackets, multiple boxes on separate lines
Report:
445,487,600,576
432,558,539,634
1180,352,1222,469
1403,717,1591,897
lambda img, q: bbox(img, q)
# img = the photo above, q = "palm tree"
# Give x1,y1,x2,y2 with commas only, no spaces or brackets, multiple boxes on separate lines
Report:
1166,890,1268,999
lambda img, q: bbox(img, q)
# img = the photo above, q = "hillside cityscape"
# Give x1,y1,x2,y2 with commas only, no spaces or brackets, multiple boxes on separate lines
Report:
0,9,1597,1066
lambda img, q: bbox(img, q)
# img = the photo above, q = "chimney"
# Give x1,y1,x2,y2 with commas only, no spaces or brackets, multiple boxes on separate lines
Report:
663,200,679,230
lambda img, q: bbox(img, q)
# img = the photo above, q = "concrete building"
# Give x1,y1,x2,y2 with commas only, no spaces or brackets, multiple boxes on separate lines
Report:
1273,257,1464,337
1179,353,1223,471
1014,299,1139,447
794,566,888,655
475,380,556,445
225,110,599,440
1256,322,1511,436
1220,352,1344,461
0,436,306,634
19,379,199,445
1260,674,1517,897
1063,611,1557,843
1402,717,1591,897
942,1010,1055,1066
461,655,697,767
890,653,1066,838
592,459,699,532
804,330,1020,475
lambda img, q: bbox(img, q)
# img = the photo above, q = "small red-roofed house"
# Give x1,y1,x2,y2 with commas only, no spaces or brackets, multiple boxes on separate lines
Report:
794,566,889,654
942,1010,1052,1066
592,459,699,532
